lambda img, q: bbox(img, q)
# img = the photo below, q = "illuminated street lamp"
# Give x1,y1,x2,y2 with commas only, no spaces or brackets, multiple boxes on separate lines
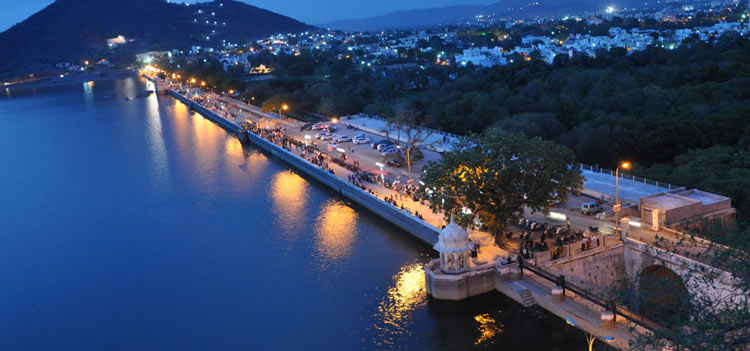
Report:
566,318,615,351
190,78,196,84
279,103,289,118
615,161,630,237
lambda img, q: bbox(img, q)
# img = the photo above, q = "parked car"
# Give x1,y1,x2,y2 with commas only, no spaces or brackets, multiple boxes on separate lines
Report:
378,142,398,151
354,133,367,139
385,158,402,167
314,132,327,139
312,123,327,130
371,139,393,149
329,142,341,148
336,135,352,143
353,136,370,144
320,133,333,140
580,201,603,215
381,148,401,157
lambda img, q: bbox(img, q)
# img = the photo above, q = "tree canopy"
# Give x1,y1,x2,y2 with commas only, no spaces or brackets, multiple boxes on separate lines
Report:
419,128,583,242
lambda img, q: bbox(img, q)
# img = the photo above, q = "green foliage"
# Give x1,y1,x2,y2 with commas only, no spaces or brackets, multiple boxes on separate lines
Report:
419,128,583,242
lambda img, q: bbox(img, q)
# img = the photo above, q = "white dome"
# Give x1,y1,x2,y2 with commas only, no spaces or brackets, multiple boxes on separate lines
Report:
434,216,472,253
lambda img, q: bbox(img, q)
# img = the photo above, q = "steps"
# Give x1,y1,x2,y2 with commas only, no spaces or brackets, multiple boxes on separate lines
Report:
519,289,536,307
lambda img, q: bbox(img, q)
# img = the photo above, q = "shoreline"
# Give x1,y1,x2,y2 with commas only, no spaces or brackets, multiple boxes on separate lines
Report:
3,69,138,90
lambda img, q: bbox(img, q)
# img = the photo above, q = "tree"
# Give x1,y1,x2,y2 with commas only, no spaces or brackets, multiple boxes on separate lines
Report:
387,104,433,179
317,96,336,117
419,128,584,244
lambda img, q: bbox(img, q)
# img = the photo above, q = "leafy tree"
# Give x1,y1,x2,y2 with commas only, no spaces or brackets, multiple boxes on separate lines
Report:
386,104,433,179
419,128,583,244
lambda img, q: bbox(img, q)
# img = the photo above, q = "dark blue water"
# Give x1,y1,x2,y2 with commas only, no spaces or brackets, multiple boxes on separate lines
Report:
0,78,588,350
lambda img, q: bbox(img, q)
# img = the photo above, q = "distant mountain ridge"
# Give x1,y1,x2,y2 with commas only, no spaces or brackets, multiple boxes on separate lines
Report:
0,0,314,74
322,0,644,32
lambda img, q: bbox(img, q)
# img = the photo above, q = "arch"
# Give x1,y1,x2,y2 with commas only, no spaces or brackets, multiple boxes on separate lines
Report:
638,265,690,326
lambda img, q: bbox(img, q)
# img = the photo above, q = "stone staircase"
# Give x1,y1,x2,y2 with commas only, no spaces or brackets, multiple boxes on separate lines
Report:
518,289,536,307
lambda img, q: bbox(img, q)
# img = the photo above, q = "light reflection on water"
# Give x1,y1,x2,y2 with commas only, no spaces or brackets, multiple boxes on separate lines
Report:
270,170,309,237
474,312,504,346
314,200,358,265
144,85,172,193
372,263,427,348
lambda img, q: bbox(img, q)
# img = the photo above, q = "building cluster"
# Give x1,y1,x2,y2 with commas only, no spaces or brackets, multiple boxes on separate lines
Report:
456,19,748,66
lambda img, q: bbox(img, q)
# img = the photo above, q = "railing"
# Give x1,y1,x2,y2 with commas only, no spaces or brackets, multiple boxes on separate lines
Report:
579,163,679,190
520,260,664,332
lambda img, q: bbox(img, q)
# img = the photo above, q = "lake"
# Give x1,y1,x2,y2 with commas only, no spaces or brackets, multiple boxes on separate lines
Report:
0,77,587,350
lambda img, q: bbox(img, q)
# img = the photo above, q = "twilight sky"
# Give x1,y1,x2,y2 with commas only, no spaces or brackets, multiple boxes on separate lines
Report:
0,0,497,32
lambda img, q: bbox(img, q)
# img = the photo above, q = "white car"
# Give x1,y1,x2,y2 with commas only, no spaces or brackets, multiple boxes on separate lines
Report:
336,135,352,143
329,142,341,148
353,136,370,144
320,133,333,140
381,148,401,157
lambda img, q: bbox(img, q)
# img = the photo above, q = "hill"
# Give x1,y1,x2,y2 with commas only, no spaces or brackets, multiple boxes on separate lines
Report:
0,0,314,74
322,0,642,32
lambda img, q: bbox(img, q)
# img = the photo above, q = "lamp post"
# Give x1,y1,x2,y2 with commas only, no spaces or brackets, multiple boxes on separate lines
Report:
614,161,630,238
566,318,615,351
279,103,289,119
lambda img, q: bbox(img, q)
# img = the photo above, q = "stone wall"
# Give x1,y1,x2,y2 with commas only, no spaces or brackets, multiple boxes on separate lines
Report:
623,239,739,309
542,243,626,294
425,259,496,300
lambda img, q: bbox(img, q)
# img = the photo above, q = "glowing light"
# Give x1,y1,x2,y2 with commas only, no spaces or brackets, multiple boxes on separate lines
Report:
314,201,357,262
271,170,309,235
474,313,504,345
372,263,426,343
548,212,567,221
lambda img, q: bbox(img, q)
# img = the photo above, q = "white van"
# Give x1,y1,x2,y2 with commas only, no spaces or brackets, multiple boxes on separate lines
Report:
580,201,603,215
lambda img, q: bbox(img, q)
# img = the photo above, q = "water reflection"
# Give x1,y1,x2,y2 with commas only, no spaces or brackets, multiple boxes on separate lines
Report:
314,200,357,264
224,137,244,157
270,170,309,236
474,313,504,346
144,87,172,192
372,263,427,347
83,81,94,104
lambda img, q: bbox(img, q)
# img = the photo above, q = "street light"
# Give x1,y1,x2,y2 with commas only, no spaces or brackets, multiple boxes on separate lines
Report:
566,318,615,351
615,161,630,238
279,103,289,118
